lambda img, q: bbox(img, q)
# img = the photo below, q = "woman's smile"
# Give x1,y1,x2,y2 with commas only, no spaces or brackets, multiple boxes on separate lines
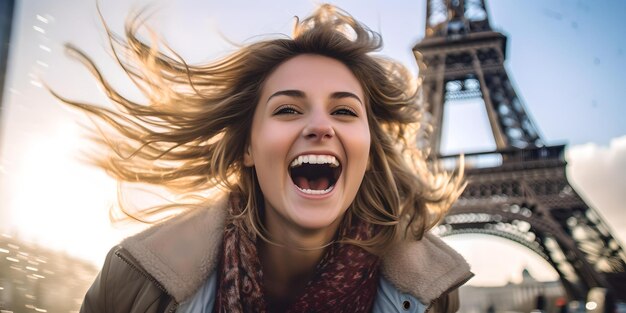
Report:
288,153,342,195
244,54,371,236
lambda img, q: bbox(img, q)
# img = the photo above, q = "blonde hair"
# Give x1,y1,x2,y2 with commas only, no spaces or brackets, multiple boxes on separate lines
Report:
52,4,464,255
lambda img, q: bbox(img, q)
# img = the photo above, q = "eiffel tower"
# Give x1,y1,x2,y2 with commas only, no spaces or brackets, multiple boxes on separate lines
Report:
413,0,626,302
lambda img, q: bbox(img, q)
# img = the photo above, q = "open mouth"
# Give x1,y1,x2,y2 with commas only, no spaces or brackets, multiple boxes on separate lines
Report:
289,154,342,195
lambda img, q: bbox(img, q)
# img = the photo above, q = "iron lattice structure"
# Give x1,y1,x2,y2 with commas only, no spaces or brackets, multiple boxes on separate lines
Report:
414,0,626,301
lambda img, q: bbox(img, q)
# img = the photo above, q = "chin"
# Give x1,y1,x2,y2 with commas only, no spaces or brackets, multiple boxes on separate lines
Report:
294,214,343,231
286,202,346,232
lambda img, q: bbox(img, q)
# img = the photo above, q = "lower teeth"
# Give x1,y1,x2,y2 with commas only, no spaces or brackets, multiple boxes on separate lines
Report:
297,185,334,195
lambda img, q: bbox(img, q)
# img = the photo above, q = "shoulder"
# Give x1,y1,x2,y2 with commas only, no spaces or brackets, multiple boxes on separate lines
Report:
379,233,473,309
114,194,229,303
86,193,228,304
374,269,462,313
81,246,170,312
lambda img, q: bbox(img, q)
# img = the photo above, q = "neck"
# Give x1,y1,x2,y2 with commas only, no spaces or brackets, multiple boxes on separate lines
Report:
259,207,343,310
259,240,325,309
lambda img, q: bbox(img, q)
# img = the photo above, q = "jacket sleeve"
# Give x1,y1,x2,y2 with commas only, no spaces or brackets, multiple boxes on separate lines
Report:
80,247,117,313
80,246,172,313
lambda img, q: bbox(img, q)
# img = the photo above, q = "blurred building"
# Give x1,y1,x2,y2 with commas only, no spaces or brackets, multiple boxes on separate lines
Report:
459,268,571,313
0,0,15,130
0,233,98,313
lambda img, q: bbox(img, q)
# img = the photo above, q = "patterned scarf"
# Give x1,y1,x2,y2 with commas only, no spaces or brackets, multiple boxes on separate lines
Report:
214,196,380,313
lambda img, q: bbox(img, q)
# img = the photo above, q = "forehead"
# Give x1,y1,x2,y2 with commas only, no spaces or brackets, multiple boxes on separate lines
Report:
260,54,364,100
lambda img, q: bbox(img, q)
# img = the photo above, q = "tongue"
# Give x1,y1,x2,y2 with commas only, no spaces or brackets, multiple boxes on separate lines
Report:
295,176,330,191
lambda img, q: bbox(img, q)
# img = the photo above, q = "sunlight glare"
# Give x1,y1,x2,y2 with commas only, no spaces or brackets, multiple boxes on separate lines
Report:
7,121,127,265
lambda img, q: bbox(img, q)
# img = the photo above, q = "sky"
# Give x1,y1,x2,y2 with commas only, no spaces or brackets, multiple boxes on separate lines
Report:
0,0,625,287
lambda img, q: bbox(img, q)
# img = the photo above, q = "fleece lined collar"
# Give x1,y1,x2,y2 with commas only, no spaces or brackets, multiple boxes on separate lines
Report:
121,194,472,304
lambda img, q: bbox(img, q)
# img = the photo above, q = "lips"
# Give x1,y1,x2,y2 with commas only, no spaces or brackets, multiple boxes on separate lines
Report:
289,154,342,195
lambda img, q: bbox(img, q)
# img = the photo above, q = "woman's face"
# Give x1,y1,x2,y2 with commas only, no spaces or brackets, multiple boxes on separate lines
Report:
244,54,370,237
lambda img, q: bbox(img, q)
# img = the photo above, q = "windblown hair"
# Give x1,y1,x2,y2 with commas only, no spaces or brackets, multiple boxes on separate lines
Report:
53,4,464,254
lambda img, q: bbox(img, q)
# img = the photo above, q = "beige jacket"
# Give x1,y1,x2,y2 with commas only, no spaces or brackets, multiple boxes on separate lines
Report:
80,196,473,312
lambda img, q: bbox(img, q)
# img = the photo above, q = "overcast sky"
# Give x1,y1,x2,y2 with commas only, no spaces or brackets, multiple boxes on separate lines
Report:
1,0,625,286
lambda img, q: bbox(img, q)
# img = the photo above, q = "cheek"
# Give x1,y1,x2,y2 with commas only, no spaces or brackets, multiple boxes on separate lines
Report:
250,121,297,170
344,124,371,173
356,135,372,171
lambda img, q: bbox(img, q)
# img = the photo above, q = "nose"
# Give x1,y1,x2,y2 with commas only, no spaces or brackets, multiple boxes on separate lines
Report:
302,113,335,141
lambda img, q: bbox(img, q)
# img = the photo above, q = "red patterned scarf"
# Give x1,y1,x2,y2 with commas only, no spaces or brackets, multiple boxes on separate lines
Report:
214,196,380,313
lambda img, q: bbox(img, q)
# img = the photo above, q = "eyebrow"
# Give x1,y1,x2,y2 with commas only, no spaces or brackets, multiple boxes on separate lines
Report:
266,89,363,105
330,91,363,105
267,90,305,103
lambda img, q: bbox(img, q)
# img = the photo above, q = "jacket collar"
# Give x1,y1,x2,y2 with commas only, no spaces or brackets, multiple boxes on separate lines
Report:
121,194,472,304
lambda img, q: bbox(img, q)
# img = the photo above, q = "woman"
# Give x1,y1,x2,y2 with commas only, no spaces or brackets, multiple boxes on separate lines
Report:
58,4,471,313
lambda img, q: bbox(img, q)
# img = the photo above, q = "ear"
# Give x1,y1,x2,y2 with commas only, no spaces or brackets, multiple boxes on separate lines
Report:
243,145,254,167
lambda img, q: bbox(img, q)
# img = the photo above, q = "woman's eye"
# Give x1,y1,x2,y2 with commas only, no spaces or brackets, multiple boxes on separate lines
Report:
332,108,358,117
273,106,300,115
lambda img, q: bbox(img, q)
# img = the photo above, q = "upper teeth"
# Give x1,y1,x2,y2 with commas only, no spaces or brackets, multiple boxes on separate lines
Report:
290,155,340,168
